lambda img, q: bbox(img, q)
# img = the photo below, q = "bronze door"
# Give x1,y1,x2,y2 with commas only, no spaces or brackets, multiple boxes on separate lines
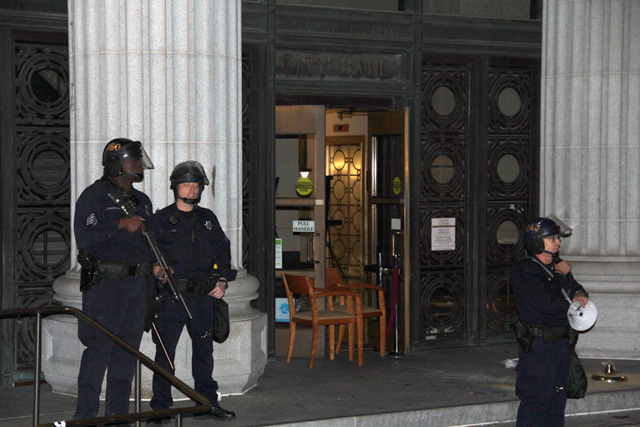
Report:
419,56,538,345
0,30,71,385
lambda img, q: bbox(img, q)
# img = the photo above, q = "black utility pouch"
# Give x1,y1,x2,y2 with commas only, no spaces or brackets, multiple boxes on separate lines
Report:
78,253,100,291
514,319,535,353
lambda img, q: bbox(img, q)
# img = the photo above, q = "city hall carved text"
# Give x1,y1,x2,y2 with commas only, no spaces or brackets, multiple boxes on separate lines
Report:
275,51,402,81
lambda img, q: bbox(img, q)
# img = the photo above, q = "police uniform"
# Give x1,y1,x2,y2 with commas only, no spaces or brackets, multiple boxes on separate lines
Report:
74,178,153,419
149,203,236,412
511,257,588,427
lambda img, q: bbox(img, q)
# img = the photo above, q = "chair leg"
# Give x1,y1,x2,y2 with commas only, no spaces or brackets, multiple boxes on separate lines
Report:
328,325,335,360
379,314,386,357
348,323,354,361
357,318,363,366
336,325,346,354
286,322,297,364
309,323,319,368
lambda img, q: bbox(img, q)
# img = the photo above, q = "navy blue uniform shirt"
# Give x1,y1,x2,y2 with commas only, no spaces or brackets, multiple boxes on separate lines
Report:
150,204,235,282
74,178,153,264
512,257,588,327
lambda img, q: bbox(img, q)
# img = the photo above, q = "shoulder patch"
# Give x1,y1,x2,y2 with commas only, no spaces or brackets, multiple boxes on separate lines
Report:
86,213,98,226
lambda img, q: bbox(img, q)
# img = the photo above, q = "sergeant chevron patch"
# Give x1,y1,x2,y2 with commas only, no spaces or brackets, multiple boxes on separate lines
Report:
86,213,98,226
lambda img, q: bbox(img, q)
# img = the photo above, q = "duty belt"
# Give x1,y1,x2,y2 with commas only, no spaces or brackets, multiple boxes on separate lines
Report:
528,325,570,342
97,261,153,279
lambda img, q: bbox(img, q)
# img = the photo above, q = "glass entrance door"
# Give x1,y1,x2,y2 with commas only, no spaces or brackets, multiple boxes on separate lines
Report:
274,106,326,285
325,109,408,353
273,105,327,358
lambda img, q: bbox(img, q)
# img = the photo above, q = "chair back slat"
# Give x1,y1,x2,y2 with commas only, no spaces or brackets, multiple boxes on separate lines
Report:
282,274,318,315
325,267,343,287
282,273,311,296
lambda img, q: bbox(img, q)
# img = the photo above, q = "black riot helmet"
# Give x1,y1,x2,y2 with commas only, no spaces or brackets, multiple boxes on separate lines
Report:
523,217,572,255
102,138,154,182
170,160,210,204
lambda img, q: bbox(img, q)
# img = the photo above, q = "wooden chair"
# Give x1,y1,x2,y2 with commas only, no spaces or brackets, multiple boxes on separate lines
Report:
326,267,387,357
282,273,363,368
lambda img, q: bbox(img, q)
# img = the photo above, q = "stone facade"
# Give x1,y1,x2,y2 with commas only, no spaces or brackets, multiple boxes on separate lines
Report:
42,0,267,399
541,0,640,358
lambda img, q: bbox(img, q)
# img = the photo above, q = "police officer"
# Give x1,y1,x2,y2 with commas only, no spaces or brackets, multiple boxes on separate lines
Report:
148,160,237,422
512,217,589,426
74,138,155,419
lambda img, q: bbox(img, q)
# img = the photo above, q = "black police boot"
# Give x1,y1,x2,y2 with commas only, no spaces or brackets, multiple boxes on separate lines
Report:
194,405,236,421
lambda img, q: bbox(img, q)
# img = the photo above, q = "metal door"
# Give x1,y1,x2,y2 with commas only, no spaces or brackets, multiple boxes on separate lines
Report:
418,56,538,345
0,30,70,385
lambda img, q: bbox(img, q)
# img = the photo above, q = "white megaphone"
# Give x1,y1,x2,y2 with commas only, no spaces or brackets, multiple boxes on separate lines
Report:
566,298,598,331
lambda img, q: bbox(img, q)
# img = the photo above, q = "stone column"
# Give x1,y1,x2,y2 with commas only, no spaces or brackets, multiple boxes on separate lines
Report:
541,0,640,358
42,0,267,398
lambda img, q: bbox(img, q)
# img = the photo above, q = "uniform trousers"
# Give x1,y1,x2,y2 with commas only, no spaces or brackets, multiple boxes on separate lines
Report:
516,336,572,427
150,291,219,410
74,276,147,419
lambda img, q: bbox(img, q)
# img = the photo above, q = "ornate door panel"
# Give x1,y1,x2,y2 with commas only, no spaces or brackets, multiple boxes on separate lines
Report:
0,30,70,384
419,58,471,341
484,60,538,335
419,56,538,345
326,138,364,274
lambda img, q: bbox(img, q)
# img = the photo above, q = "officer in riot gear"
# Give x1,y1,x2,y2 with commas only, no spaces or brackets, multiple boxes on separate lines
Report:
73,138,155,419
523,217,573,256
512,217,589,426
148,160,237,423
169,160,210,204
102,137,154,182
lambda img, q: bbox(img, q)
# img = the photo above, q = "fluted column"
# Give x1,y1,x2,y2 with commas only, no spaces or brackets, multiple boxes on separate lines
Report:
43,0,267,398
541,0,640,357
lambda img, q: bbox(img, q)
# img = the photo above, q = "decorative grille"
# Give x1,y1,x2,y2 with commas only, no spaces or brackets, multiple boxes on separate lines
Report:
10,35,70,377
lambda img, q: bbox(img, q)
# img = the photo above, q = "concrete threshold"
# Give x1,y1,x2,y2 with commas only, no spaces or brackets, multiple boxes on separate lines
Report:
262,389,640,427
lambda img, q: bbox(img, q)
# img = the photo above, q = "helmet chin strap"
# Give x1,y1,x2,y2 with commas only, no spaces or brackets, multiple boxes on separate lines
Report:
121,172,144,182
174,183,203,205
178,196,199,205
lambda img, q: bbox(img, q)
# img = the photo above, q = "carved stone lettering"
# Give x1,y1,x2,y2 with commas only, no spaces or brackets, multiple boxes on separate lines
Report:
290,20,398,37
276,51,401,82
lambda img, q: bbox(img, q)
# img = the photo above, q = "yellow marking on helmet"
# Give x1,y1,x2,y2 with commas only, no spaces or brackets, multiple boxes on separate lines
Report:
108,142,121,151
526,223,540,232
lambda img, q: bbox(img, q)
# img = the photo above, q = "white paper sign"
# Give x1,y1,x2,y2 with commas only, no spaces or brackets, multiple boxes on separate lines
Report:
292,220,315,233
432,218,455,251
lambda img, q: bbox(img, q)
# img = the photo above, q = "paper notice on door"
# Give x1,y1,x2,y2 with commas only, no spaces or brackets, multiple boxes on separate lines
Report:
431,218,455,251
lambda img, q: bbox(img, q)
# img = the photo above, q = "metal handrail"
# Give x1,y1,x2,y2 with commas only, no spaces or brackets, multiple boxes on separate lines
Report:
0,305,212,427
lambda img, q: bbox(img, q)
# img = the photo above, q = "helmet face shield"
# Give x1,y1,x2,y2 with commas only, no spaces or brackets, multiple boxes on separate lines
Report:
170,160,209,204
170,161,210,188
524,216,572,254
546,214,572,238
121,142,154,170
102,138,154,179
